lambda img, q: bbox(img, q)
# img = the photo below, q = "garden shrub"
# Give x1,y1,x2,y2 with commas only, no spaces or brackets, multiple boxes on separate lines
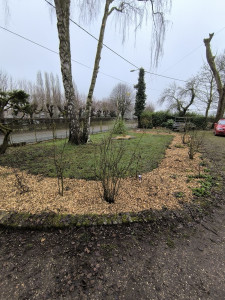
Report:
95,132,138,203
151,111,173,128
140,111,153,128
112,118,127,135
161,119,174,129
185,113,215,130
140,111,174,128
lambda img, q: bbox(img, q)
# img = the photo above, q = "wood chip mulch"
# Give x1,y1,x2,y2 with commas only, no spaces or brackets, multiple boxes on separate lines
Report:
0,133,203,216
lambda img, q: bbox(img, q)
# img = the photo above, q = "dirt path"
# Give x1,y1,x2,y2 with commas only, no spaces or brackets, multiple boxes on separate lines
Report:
0,131,225,300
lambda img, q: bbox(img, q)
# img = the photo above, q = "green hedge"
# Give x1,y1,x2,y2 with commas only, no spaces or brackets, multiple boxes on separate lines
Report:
140,111,215,129
140,111,173,128
140,111,153,128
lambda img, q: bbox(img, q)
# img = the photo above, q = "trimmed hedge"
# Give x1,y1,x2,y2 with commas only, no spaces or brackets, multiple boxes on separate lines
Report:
140,111,173,128
140,111,215,129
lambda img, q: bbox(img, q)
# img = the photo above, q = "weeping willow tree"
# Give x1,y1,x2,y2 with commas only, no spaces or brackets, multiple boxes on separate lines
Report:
81,0,172,143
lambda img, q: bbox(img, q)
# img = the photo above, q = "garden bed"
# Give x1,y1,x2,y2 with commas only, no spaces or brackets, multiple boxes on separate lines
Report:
0,132,203,221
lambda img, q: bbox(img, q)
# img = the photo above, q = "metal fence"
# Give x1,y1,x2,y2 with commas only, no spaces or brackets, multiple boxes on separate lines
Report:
0,118,137,144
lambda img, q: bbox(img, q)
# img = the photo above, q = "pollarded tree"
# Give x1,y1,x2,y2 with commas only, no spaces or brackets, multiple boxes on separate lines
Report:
204,33,225,122
110,83,133,119
44,72,54,118
195,63,218,119
51,74,63,117
0,70,11,95
159,79,196,116
134,68,147,127
0,70,11,118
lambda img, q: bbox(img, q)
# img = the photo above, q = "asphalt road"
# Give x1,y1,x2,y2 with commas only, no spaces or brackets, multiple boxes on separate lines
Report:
0,122,137,145
0,125,120,144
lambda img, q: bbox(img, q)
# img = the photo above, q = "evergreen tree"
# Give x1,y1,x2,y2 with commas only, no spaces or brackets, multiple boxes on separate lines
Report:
134,68,147,128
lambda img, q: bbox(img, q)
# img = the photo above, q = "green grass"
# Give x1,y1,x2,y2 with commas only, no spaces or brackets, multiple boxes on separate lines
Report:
0,132,173,180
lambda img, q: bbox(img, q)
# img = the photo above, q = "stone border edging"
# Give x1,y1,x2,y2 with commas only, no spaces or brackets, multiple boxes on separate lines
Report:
0,199,212,230
1,144,223,231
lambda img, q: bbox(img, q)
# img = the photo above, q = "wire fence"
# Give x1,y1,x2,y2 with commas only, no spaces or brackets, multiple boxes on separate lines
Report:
0,118,137,145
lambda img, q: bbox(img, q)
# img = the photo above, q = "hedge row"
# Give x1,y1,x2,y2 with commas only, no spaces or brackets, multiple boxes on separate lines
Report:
140,111,215,129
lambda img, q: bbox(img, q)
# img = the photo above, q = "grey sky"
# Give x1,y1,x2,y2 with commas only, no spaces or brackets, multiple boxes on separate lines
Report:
0,0,225,114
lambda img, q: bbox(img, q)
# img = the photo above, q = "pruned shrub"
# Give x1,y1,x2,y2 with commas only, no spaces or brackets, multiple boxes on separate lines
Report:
95,132,140,203
188,130,204,159
52,124,68,196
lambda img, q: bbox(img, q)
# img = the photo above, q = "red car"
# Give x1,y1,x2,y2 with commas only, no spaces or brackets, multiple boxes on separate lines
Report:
214,118,225,136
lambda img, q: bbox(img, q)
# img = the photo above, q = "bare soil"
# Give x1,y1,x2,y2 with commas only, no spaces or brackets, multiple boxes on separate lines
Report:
0,131,225,300
0,133,202,215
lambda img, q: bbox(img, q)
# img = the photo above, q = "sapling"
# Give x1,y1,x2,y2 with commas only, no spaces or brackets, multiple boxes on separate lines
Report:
52,122,67,196
188,130,204,159
95,131,142,203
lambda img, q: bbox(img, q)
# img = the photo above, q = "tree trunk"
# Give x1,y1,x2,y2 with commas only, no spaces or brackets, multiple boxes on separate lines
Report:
205,76,214,119
137,116,141,128
181,88,195,116
82,0,113,143
204,33,225,122
0,123,12,155
54,0,81,144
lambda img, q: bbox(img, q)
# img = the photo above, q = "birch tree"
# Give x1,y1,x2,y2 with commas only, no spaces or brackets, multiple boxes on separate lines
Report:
82,0,171,142
54,0,81,144
2,0,171,143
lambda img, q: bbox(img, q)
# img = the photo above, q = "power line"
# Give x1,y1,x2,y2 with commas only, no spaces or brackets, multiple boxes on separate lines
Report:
145,70,187,82
162,44,203,73
44,0,139,69
163,26,225,73
0,25,187,83
44,0,187,82
0,25,130,85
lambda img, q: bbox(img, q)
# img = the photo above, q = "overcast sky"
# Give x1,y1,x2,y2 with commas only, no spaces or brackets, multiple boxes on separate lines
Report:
0,0,225,113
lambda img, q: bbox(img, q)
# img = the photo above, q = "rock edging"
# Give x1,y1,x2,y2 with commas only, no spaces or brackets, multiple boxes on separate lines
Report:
0,198,215,230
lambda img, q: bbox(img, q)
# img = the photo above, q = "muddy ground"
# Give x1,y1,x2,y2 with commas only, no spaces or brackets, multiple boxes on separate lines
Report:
0,131,225,300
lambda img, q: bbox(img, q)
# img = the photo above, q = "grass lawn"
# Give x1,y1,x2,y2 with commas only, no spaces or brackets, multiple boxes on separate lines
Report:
0,131,173,180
